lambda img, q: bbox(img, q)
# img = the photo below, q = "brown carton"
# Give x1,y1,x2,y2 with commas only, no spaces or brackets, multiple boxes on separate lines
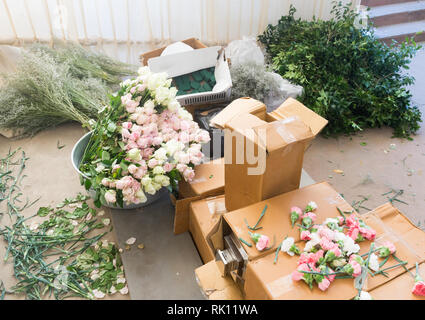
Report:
370,263,425,300
195,260,243,300
210,97,328,211
243,202,425,299
221,182,353,261
140,37,207,66
173,159,224,235
189,195,227,263
178,159,225,199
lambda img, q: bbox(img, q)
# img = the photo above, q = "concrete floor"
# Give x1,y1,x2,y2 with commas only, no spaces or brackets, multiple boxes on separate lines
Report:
304,44,425,228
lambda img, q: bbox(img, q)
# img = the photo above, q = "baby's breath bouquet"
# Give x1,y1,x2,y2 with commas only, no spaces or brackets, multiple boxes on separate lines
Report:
79,67,211,208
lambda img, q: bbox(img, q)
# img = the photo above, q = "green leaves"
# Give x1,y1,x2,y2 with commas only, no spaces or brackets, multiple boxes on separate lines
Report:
37,207,53,217
259,1,422,139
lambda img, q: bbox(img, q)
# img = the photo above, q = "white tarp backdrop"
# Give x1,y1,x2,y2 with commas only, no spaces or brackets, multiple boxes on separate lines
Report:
0,0,359,65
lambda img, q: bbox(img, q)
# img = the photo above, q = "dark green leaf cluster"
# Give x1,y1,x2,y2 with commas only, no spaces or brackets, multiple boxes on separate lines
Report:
258,1,422,138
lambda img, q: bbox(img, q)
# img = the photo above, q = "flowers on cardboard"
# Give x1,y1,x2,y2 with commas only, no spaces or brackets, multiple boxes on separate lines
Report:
79,67,210,207
281,237,300,256
378,241,396,258
248,232,271,251
288,204,382,292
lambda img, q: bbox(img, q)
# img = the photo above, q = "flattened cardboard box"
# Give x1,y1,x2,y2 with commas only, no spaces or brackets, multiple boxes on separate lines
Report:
203,183,425,300
189,195,227,263
173,158,224,234
210,97,328,212
244,202,425,299
370,263,425,300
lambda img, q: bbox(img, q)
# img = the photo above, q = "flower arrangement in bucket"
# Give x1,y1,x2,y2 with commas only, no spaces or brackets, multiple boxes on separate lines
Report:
77,67,211,208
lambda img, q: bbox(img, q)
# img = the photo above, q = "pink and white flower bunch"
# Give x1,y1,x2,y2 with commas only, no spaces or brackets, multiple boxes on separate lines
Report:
80,67,210,207
289,203,380,292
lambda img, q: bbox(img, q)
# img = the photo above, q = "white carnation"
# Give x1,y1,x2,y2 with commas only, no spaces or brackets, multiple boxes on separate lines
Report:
281,237,295,256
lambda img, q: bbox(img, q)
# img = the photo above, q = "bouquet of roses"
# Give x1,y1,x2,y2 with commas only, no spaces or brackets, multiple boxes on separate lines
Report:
79,67,210,207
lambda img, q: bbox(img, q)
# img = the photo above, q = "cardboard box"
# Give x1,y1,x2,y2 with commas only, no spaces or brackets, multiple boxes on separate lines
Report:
195,260,243,300
140,38,207,66
242,202,425,299
189,195,227,263
370,263,425,300
205,182,425,299
147,42,232,106
216,181,354,261
178,159,225,199
210,97,328,211
173,158,225,235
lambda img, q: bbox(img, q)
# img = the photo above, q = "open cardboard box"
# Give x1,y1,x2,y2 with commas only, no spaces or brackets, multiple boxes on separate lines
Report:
210,97,328,212
145,40,232,107
196,191,425,300
172,158,225,235
189,194,227,263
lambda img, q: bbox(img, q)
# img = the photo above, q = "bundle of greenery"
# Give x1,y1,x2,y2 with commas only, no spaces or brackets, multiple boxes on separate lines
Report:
259,1,422,138
0,41,137,138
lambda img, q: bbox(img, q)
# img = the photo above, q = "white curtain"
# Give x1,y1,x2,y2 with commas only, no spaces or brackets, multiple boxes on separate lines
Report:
0,0,359,64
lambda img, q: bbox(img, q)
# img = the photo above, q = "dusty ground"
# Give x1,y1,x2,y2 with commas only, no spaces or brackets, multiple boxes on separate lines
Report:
0,123,130,300
304,44,425,228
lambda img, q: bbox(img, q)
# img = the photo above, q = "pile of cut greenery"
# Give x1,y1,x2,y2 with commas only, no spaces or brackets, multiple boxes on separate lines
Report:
0,40,137,138
0,149,127,300
259,1,422,138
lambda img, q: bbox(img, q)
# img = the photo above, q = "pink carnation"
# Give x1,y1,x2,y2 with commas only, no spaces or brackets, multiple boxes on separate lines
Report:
291,206,303,216
320,238,336,251
383,241,396,254
359,227,376,241
300,230,311,241
302,211,317,222
351,261,362,277
292,263,310,282
318,278,331,291
256,235,270,251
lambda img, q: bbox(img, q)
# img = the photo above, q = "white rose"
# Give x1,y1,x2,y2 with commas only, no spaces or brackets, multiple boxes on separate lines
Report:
144,183,156,195
152,182,162,191
152,166,164,175
178,107,193,120
138,66,151,76
154,147,167,160
168,87,177,100
155,86,170,104
147,72,168,91
144,99,155,110
165,140,179,156
127,148,142,161
135,189,147,203
168,100,180,112
141,176,152,186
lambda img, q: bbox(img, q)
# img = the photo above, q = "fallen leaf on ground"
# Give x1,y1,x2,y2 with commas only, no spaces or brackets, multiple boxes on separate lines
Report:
333,169,344,174
137,243,145,249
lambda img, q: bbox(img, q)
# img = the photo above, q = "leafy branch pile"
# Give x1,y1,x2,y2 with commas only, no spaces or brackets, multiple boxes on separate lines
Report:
0,149,127,300
259,2,422,138
0,41,137,138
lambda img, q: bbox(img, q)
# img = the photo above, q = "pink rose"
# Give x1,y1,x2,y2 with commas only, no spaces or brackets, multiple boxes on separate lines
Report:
163,163,174,172
183,167,195,181
122,122,132,130
121,128,130,139
318,278,331,291
256,235,270,251
101,178,110,187
148,158,158,168
128,164,138,175
104,190,116,203
300,230,311,241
